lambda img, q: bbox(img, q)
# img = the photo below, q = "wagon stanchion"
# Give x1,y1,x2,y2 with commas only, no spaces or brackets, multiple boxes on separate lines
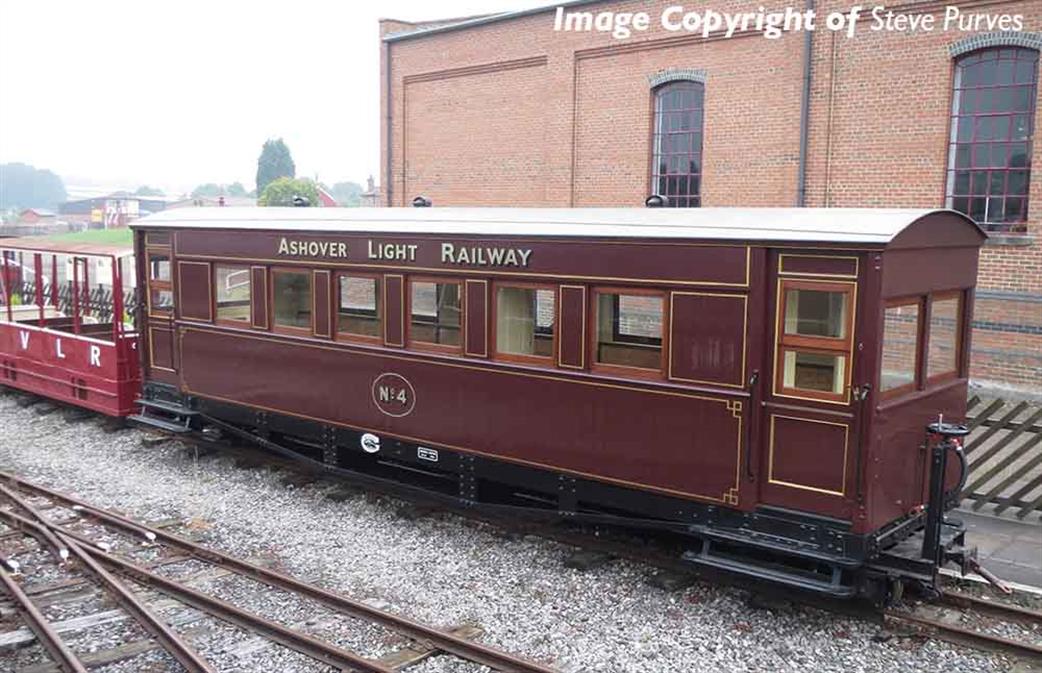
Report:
34,252,44,326
1,250,12,323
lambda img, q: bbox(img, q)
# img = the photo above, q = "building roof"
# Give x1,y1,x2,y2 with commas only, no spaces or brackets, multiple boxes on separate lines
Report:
315,185,339,207
383,0,602,42
19,208,57,217
131,207,984,246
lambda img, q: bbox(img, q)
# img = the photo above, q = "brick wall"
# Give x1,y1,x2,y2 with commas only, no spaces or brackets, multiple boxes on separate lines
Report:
381,0,1042,392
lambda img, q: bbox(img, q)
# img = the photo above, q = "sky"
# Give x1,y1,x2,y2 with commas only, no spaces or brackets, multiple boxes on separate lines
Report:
0,0,547,197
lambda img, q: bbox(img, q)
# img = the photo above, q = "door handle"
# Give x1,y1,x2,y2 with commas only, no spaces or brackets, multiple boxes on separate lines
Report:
851,383,871,503
744,369,760,479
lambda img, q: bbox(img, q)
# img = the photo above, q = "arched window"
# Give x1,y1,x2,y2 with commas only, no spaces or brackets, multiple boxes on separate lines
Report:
651,81,704,208
946,47,1038,232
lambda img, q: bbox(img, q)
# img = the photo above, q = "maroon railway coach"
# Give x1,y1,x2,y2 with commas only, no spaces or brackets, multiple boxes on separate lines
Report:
129,207,985,598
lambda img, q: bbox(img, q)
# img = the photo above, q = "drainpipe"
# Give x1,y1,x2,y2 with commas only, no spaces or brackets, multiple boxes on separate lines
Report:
796,0,814,207
384,39,393,208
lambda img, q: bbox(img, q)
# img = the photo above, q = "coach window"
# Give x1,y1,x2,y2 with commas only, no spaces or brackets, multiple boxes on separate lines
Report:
494,284,555,363
147,253,173,315
409,278,462,351
214,265,251,324
880,299,921,397
927,293,962,382
271,269,312,334
593,289,664,375
337,274,381,342
776,280,854,401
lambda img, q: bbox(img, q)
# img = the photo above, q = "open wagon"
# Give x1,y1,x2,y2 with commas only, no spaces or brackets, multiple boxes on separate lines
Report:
0,237,140,416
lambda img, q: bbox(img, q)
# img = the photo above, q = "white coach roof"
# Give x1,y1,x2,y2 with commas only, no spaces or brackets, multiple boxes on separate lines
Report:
132,207,980,245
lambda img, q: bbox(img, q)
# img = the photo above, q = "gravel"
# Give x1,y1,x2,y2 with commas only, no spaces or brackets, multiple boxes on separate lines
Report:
0,391,1020,672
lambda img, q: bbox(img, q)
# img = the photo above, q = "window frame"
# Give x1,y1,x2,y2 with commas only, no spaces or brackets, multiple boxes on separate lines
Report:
879,296,924,400
269,266,314,337
491,280,558,366
590,286,667,380
407,275,464,355
774,279,856,403
944,47,1037,232
925,290,964,385
334,271,383,345
213,263,253,327
145,249,173,318
649,79,705,208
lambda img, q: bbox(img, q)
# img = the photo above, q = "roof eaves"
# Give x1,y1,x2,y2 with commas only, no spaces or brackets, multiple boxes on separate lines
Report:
382,0,607,43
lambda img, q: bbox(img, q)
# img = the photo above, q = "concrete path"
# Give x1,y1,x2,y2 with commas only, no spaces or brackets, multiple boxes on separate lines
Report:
957,509,1042,589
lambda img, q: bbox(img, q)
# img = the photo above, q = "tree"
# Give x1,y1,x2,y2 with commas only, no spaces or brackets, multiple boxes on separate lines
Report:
190,183,223,198
188,182,249,199
259,177,319,207
255,138,295,196
0,163,67,211
134,185,165,197
329,181,363,206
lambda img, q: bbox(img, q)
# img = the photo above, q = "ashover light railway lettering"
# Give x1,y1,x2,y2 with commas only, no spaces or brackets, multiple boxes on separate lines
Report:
277,238,349,258
275,236,532,269
441,242,532,267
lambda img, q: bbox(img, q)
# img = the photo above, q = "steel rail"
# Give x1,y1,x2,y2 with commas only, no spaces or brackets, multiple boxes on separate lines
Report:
0,474,153,544
0,499,213,673
0,471,561,673
55,532,218,673
0,562,88,673
82,544,398,673
0,482,69,562
0,505,392,673
884,609,1042,661
939,589,1042,626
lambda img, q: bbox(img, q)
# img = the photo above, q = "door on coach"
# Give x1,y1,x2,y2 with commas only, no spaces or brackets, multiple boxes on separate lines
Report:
759,253,862,521
143,241,177,383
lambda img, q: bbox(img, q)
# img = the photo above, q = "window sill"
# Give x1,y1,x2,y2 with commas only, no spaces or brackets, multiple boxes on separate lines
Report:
984,233,1035,247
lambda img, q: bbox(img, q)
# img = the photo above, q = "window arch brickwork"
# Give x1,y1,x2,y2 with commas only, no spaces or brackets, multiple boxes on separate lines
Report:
949,32,1042,58
647,68,707,88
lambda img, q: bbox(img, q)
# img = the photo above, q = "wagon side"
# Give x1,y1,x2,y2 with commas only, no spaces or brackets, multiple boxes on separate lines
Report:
0,239,140,416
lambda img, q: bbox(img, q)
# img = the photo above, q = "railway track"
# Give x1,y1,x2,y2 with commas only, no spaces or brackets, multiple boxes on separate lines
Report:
167,422,1042,666
3,395,1040,668
883,590,1042,663
0,470,560,673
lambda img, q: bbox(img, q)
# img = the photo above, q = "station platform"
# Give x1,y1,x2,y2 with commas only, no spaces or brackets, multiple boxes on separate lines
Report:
958,508,1042,590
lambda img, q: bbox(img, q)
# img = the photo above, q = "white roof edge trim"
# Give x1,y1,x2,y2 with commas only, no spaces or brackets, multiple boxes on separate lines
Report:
130,207,983,245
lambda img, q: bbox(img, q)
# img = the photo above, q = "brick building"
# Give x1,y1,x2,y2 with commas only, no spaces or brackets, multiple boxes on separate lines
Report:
379,0,1041,391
